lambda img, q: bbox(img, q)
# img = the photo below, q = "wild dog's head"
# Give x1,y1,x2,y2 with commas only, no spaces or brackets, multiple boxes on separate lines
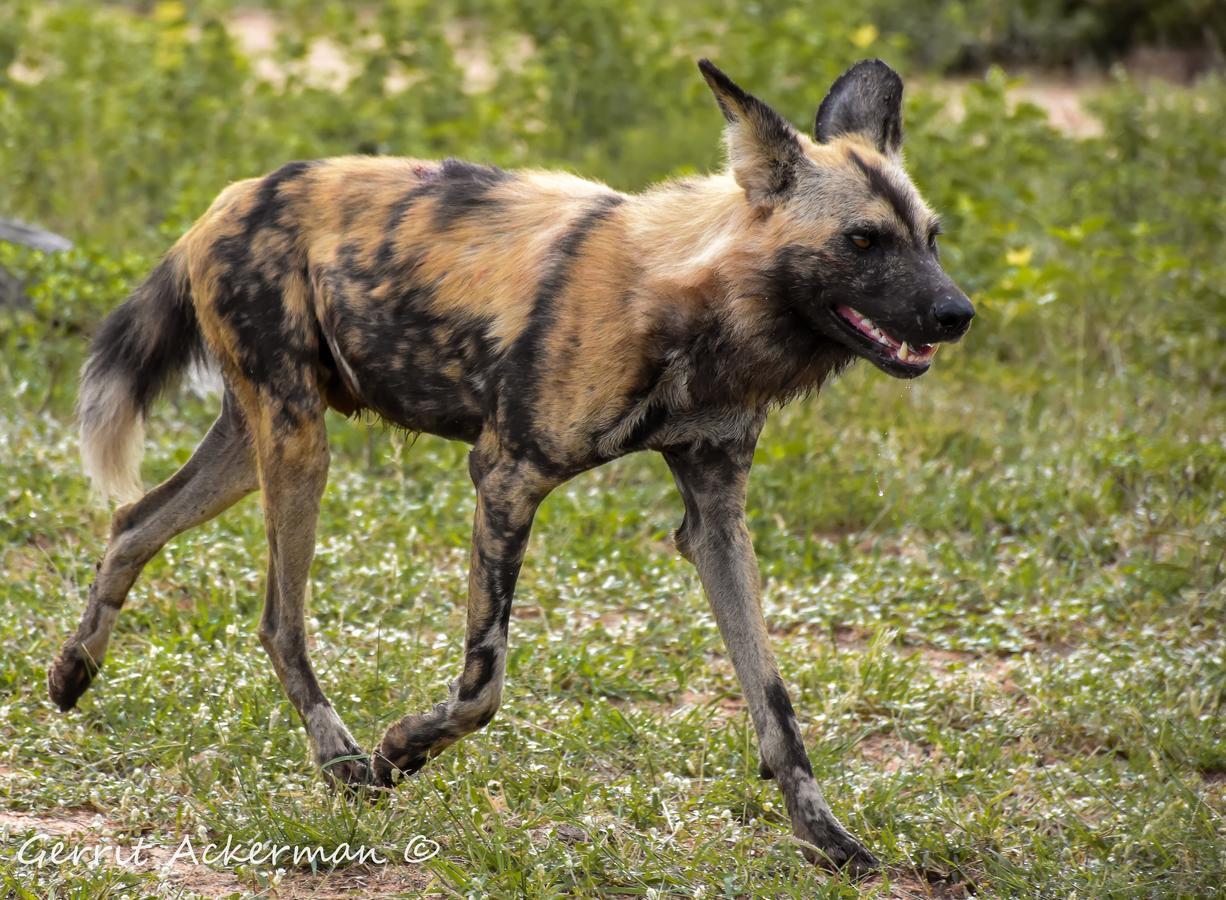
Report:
699,58,974,378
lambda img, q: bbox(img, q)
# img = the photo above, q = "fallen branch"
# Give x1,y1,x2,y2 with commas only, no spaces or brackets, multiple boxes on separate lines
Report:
0,217,73,252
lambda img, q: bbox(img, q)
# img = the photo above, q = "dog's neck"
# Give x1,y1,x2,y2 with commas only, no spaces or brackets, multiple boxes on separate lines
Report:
623,174,853,410
624,173,750,291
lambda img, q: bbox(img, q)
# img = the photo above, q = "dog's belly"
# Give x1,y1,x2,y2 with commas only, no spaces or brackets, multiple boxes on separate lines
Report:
366,378,485,442
326,322,491,443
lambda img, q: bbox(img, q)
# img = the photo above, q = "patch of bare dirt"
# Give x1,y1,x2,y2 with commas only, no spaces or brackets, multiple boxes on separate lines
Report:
0,803,433,898
909,644,1021,692
881,868,977,899
1011,81,1105,137
0,806,114,839
225,10,529,95
858,732,935,775
274,865,434,899
926,76,1106,138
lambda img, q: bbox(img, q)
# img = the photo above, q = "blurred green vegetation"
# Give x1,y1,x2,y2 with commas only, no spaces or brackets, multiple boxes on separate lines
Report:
1,2,1224,897
861,0,1225,71
2,0,1223,383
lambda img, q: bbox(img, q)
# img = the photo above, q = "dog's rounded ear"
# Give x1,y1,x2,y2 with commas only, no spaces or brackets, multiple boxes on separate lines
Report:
698,58,805,210
814,59,904,160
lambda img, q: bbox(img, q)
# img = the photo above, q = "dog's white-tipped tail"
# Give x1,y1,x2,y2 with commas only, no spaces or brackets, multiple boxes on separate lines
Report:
75,249,203,505
78,370,146,503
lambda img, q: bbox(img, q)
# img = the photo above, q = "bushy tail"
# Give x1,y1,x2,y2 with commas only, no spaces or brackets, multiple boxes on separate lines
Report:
78,249,205,502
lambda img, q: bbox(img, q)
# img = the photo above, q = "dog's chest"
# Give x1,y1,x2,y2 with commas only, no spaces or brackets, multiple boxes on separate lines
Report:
645,404,763,452
593,347,765,458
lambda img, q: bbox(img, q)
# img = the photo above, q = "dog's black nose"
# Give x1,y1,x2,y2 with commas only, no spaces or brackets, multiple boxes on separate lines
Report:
932,295,975,336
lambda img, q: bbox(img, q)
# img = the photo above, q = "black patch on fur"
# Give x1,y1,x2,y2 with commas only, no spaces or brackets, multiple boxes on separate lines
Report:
749,244,855,397
815,59,904,156
211,161,321,425
481,501,533,547
83,252,204,417
371,181,445,275
471,538,528,647
431,159,511,231
764,239,882,324
848,150,919,241
761,244,827,311
764,678,813,776
497,591,514,633
319,165,504,434
325,246,496,441
458,645,498,702
498,194,625,470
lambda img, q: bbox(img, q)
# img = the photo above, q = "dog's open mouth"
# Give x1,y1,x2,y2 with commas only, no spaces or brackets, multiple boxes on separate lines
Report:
833,305,937,372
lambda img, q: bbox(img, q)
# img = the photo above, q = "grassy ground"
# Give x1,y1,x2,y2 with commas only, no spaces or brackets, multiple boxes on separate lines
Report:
1,328,1223,896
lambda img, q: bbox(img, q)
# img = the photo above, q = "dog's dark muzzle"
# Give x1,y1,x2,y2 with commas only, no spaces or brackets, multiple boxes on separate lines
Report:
929,292,975,340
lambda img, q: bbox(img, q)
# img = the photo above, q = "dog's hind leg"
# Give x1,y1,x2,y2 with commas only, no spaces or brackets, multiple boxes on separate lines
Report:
49,389,258,711
241,396,371,788
665,438,880,875
372,439,554,785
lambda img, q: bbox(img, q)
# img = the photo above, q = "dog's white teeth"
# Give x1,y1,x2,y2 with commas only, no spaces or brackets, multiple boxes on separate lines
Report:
844,308,909,351
899,341,911,362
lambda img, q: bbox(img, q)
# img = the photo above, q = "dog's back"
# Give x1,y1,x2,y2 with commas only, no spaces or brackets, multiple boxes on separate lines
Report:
173,158,637,446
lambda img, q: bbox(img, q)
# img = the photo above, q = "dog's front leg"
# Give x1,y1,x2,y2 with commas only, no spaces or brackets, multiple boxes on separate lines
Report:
665,442,879,874
373,442,554,786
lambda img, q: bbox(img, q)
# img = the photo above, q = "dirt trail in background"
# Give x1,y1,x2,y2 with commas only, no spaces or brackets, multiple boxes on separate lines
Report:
929,77,1105,137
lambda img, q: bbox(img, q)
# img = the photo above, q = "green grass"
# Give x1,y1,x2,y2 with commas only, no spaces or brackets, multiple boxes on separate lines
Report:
2,339,1223,896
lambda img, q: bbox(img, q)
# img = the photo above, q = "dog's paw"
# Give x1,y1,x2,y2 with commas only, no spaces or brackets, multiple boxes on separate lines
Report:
47,642,99,712
794,812,880,876
370,741,428,788
372,709,453,787
304,704,373,792
320,750,375,793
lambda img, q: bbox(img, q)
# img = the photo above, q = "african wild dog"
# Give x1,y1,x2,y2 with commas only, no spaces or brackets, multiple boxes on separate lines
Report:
50,59,973,871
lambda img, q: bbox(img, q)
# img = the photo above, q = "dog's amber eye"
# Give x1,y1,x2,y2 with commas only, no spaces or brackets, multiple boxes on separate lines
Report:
849,234,873,250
